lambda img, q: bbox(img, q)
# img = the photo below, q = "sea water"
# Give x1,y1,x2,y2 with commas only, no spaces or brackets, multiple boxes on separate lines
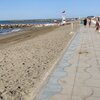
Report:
0,20,52,35
0,28,22,35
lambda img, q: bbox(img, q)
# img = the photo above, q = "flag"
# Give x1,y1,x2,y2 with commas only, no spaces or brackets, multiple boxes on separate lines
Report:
62,11,65,13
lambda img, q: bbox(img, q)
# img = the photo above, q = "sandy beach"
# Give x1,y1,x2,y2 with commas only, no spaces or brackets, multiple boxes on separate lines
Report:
0,22,79,100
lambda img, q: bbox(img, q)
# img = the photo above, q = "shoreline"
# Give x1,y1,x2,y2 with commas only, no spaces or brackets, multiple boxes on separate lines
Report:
0,22,79,100
0,23,58,37
0,26,59,49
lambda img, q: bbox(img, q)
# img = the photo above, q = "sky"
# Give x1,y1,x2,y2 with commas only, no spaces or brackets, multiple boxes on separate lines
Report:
0,0,100,20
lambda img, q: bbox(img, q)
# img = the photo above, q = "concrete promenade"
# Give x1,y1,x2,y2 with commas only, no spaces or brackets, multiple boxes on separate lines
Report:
35,25,100,100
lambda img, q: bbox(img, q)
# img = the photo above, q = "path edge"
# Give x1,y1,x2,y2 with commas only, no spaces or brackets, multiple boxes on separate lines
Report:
29,29,79,100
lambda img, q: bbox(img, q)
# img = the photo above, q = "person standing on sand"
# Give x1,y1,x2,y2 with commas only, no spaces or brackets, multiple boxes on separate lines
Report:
88,18,91,28
83,18,87,27
95,20,100,32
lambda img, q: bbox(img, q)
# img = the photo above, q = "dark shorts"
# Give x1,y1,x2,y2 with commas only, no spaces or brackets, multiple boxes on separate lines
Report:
96,26,99,30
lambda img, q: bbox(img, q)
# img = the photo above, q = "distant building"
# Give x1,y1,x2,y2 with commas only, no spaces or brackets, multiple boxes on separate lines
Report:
87,16,94,18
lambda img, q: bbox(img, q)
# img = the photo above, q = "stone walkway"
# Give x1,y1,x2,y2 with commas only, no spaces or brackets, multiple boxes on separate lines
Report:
34,26,100,100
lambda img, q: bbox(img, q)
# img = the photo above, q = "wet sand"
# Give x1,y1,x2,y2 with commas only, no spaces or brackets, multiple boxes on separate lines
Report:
0,22,79,100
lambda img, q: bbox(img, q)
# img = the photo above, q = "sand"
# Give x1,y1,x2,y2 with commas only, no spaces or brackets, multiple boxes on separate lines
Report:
0,22,79,100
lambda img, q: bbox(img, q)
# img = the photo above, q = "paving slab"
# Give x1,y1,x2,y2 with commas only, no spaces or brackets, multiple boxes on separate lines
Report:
34,26,100,100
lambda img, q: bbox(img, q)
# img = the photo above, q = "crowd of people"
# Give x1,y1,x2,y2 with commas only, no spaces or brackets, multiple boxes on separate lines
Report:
82,17,100,32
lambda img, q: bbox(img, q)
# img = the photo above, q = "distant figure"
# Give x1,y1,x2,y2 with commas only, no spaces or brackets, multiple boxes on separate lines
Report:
83,18,87,27
88,18,91,27
95,20,100,31
98,17,100,21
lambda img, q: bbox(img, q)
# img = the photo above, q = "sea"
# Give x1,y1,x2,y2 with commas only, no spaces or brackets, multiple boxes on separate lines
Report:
0,20,53,35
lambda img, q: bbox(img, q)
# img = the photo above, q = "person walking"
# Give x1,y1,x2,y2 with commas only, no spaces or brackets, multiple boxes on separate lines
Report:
95,20,100,32
83,18,87,27
88,18,91,27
